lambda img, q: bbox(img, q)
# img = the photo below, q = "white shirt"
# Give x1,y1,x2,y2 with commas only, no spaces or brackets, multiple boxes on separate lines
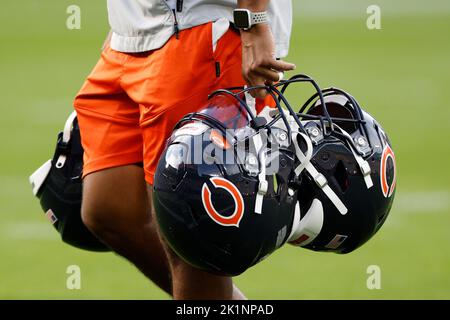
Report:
107,0,292,58
165,0,176,11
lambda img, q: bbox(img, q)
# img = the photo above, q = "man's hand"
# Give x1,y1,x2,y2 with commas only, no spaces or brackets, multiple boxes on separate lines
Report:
237,0,295,98
240,23,296,98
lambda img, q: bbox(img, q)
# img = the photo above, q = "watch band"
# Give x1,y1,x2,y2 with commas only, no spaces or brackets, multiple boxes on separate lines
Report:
251,12,268,26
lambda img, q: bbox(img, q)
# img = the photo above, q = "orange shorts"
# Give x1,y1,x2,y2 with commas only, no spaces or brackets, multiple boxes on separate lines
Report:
74,23,272,184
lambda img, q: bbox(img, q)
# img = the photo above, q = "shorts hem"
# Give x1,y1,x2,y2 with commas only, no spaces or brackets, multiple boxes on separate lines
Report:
82,154,144,179
144,170,155,185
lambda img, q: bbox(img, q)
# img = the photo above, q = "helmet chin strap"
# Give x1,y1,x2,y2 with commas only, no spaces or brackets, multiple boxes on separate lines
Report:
293,132,313,176
242,89,268,214
253,131,268,214
243,89,357,215
268,109,348,215
273,110,348,215
56,111,77,169
29,111,78,197
292,130,348,215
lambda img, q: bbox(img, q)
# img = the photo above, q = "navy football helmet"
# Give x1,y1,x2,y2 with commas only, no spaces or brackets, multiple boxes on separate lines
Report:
29,112,110,252
153,89,300,276
277,75,396,253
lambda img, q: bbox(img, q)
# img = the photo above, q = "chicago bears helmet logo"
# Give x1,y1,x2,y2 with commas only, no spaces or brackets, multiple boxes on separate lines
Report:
201,177,245,227
380,144,396,198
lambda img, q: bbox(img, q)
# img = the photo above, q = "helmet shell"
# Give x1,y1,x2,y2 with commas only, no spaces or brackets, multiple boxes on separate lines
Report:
291,94,396,253
34,116,110,252
153,95,298,275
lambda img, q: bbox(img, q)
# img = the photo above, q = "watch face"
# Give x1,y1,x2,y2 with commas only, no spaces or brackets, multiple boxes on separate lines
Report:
234,10,250,29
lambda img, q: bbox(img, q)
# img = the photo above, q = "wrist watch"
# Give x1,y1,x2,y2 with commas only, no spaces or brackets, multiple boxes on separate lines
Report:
233,9,268,30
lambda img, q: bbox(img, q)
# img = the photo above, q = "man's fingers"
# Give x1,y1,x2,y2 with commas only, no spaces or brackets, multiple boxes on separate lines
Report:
276,71,284,82
245,75,268,98
251,87,268,98
252,67,281,83
265,59,296,72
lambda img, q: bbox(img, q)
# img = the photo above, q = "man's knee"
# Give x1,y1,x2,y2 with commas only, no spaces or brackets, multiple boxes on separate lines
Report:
81,200,123,243
80,166,151,243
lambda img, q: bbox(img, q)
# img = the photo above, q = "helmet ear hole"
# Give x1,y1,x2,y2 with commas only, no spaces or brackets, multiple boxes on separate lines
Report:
308,101,357,134
333,160,349,193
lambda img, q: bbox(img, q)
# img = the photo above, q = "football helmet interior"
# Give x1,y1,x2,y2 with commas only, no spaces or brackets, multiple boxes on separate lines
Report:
272,75,397,253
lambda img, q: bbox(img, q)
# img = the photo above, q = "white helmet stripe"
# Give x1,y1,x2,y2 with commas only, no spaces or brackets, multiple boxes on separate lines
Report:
288,199,324,246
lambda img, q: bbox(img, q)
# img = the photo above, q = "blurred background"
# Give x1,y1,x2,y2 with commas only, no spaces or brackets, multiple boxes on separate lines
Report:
0,0,449,299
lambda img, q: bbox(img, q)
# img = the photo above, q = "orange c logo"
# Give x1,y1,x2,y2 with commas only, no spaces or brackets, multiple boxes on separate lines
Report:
380,145,396,198
201,177,245,227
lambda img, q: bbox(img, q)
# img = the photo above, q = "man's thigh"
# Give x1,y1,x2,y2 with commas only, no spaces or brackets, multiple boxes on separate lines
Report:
82,165,150,230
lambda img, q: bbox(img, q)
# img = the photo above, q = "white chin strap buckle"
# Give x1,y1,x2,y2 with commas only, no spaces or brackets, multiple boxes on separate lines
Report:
56,111,78,169
255,180,268,214
360,161,371,176
252,131,269,215
359,160,373,188
258,180,268,194
314,173,328,189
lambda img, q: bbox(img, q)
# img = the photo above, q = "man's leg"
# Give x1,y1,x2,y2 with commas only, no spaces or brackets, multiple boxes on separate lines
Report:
147,187,246,300
123,23,248,300
73,43,173,295
81,165,172,295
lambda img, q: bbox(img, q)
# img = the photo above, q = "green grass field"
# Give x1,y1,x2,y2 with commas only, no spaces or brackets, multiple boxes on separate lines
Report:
1,1,449,299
